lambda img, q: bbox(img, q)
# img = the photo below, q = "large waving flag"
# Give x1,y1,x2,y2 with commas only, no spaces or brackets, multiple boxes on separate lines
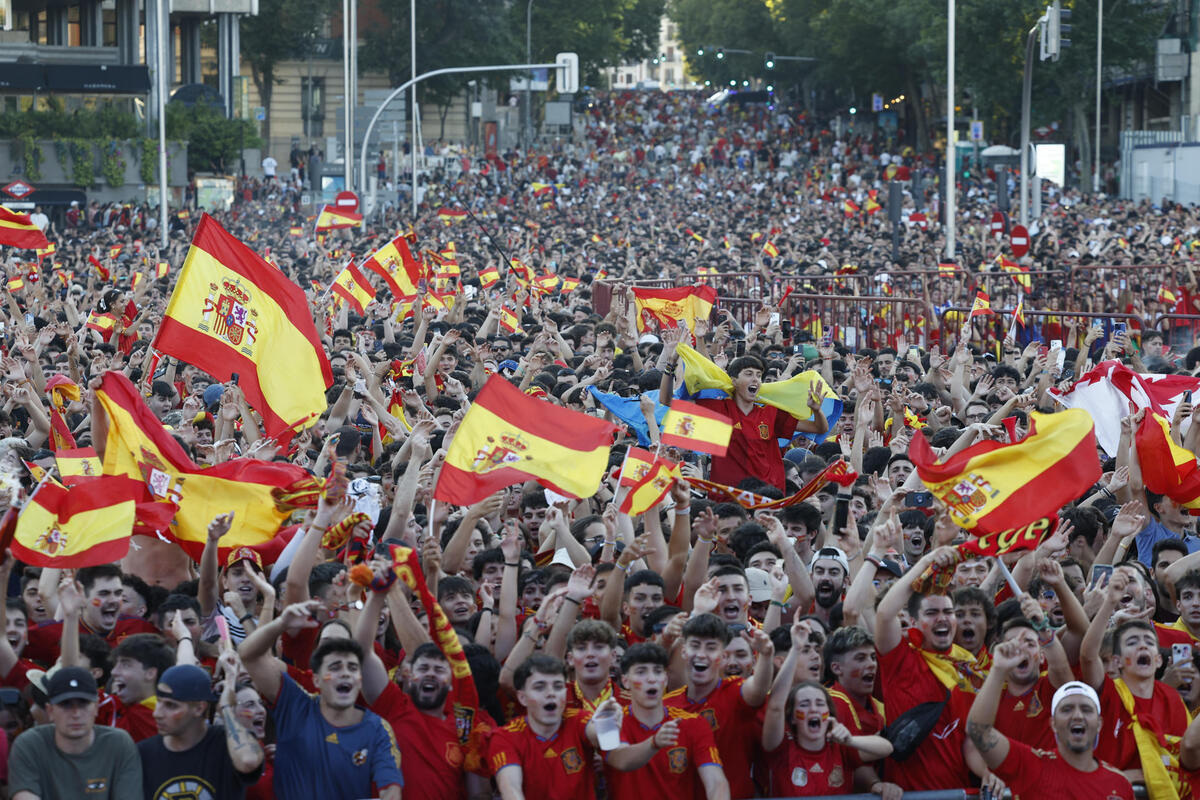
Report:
434,375,617,506
631,285,717,333
362,234,423,298
92,371,322,562
1135,411,1200,513
0,207,50,251
13,476,141,567
1050,360,1200,456
674,343,842,442
661,399,732,456
587,388,668,447
314,205,363,232
909,409,1100,534
152,214,333,437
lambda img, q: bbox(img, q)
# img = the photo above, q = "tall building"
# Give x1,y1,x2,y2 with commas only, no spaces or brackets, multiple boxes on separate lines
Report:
605,16,698,91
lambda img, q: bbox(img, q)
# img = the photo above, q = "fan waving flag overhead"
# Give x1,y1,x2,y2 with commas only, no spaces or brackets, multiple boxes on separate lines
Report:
908,409,1100,534
632,285,717,333
331,261,376,314
13,475,142,568
152,213,332,437
362,234,423,298
434,375,617,506
314,205,363,232
661,399,733,456
0,206,50,251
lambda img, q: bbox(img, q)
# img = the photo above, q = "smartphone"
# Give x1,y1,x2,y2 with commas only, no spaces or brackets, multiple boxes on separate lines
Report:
735,339,746,357
793,344,803,354
230,372,240,385
1090,564,1114,585
769,312,780,327
905,491,933,508
1038,345,1049,358
1050,339,1063,351
354,378,367,396
1187,390,1193,403
1114,322,1127,335
1174,643,1193,665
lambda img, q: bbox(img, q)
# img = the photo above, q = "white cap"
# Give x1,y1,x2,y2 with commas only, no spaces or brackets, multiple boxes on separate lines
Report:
1050,681,1100,715
744,567,773,603
810,546,851,576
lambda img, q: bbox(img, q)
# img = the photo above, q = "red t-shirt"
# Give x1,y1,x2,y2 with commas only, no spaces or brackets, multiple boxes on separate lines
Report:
603,706,723,800
697,398,798,491
877,640,973,790
1,657,40,691
764,735,863,796
829,683,885,736
993,737,1134,799
1095,677,1190,773
112,695,158,742
369,681,466,799
983,677,1058,753
664,677,760,799
24,616,159,666
488,709,595,800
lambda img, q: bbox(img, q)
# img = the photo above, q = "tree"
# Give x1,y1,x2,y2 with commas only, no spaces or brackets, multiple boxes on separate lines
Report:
240,0,333,148
166,100,262,173
521,0,666,83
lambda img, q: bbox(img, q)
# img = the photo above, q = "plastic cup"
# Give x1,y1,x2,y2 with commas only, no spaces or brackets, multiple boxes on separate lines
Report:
594,712,622,751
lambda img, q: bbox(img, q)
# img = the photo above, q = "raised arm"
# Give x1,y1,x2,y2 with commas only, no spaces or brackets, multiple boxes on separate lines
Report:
216,650,266,774
965,640,1018,770
1080,571,1128,690
876,547,954,654
237,601,319,703
762,620,803,752
198,512,235,617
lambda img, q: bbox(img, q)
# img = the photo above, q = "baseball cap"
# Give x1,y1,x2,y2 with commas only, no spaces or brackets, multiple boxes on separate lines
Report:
225,546,263,572
744,567,773,603
46,667,98,705
810,546,851,575
157,664,218,703
1051,680,1100,715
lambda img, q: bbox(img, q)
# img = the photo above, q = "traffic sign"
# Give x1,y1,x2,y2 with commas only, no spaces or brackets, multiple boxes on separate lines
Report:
335,190,359,213
991,211,1006,238
1010,224,1030,258
872,93,883,112
969,120,984,142
2,180,35,200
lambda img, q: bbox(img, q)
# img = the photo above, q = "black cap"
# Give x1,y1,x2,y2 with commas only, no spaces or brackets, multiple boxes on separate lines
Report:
46,667,98,705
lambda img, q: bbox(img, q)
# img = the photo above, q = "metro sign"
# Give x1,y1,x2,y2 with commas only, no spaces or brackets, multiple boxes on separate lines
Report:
2,180,35,200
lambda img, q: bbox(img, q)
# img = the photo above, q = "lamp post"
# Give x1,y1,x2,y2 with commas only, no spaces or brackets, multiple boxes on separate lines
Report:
945,0,956,260
1093,0,1102,193
525,0,533,151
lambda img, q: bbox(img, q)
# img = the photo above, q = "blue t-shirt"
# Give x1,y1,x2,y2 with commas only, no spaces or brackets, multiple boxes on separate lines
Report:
271,673,404,800
1135,518,1200,567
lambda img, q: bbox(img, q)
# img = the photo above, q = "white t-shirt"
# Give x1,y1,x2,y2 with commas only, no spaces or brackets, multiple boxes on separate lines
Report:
261,156,278,177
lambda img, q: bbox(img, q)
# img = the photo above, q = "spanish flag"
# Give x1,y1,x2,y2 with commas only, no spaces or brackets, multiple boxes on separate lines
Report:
998,257,1031,294
618,447,658,488
685,228,706,244
938,262,959,276
92,371,322,562
534,273,560,293
152,213,332,438
498,306,523,334
13,475,140,567
109,245,122,260
314,205,363,232
843,199,859,217
156,262,169,279
289,227,303,237
509,259,533,284
0,207,49,251
478,265,500,288
619,456,679,516
36,242,56,262
46,374,80,451
865,195,882,215
6,276,23,292
969,291,994,320
631,285,717,333
86,311,116,337
909,409,1101,534
1013,297,1026,328
661,399,732,457
88,254,111,281
56,447,102,484
763,241,779,258
560,275,580,294
434,374,617,506
362,234,423,299
437,208,468,225
1159,285,1178,305
1135,411,1200,511
331,262,376,315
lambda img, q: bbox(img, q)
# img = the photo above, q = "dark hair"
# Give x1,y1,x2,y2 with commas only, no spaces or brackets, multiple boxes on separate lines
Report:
681,613,732,646
998,615,1037,640
1111,619,1156,655
410,641,448,664
824,625,874,665
120,575,153,616
780,503,821,533
1152,537,1189,565
952,586,997,639
79,634,112,685
1176,570,1200,596
111,633,175,680
310,637,365,673
620,641,670,673
154,593,201,626
77,564,123,594
566,619,617,649
513,654,567,691
623,569,665,597
437,575,475,601
472,548,507,581
727,355,766,378
310,562,347,600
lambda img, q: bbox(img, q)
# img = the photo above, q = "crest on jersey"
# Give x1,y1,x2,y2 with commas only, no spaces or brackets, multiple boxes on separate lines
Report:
560,747,583,774
667,746,688,774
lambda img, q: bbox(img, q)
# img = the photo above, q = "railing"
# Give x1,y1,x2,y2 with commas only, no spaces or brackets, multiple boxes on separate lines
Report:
759,788,1149,799
591,279,674,316
772,294,926,351
935,307,1136,351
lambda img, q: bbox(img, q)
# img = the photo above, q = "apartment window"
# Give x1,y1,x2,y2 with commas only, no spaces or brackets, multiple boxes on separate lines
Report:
667,46,674,60
302,76,325,137
624,73,633,84
665,68,674,83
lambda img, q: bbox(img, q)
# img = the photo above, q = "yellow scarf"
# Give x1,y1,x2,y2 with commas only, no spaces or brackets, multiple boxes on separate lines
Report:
829,687,886,731
1112,678,1186,800
573,679,613,714
908,631,980,692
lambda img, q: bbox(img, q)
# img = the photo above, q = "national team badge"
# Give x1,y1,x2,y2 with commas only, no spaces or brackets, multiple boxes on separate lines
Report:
198,278,259,357
352,748,368,766
667,746,688,774
471,433,531,473
560,747,583,774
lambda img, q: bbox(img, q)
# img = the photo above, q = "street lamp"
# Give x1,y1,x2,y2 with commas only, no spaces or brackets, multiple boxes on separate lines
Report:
1093,0,1102,193
525,0,534,152
945,0,956,261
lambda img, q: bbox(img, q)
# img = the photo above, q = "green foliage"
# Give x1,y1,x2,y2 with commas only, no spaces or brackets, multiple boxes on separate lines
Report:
101,139,125,186
0,104,140,140
166,100,262,173
140,138,157,185
522,0,666,82
69,140,96,187
17,133,42,181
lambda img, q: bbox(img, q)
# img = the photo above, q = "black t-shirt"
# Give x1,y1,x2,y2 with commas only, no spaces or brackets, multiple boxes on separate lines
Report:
138,725,262,800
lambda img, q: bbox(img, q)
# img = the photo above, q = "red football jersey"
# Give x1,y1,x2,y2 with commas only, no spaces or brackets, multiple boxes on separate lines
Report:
112,696,158,742
1095,677,1190,774
829,683,885,736
603,706,723,800
764,735,863,797
994,737,1134,799
488,709,595,800
370,681,467,800
697,397,797,491
664,677,761,799
24,616,158,666
984,677,1057,752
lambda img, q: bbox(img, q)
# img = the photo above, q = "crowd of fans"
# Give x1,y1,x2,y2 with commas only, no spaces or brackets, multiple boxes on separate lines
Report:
3,87,1200,800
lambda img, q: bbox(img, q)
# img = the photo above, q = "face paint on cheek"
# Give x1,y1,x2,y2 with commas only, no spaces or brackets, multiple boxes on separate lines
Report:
92,598,102,607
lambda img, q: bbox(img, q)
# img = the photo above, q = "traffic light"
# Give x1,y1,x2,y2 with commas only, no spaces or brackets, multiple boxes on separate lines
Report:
697,47,704,56
716,48,725,60
765,52,775,69
1044,0,1072,61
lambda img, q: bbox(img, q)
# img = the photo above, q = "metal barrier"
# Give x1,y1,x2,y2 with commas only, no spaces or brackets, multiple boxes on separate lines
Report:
759,788,1148,799
936,307,1133,350
775,294,927,351
1154,313,1200,349
592,279,674,317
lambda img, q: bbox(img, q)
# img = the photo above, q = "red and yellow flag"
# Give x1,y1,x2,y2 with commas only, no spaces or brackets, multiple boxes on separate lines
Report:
938,262,960,276
437,208,468,225
762,241,779,258
331,262,376,315
434,375,617,506
908,409,1101,534
478,265,500,288
0,207,49,251
155,261,169,280
631,285,717,333
153,213,332,437
969,291,994,320
1159,285,1179,305
88,254,111,281
661,399,733,457
5,276,23,292
56,447,102,484
289,227,303,237
92,371,321,561
498,306,522,334
685,228,706,244
1013,297,1026,328
843,199,859,217
86,311,116,337
560,275,580,294
13,475,140,567
1136,411,1200,511
619,456,679,516
865,196,882,215
618,447,657,488
362,234,423,299
314,205,363,232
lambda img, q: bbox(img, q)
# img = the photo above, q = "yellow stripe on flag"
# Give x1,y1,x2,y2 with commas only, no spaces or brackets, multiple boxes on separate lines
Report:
661,400,732,456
